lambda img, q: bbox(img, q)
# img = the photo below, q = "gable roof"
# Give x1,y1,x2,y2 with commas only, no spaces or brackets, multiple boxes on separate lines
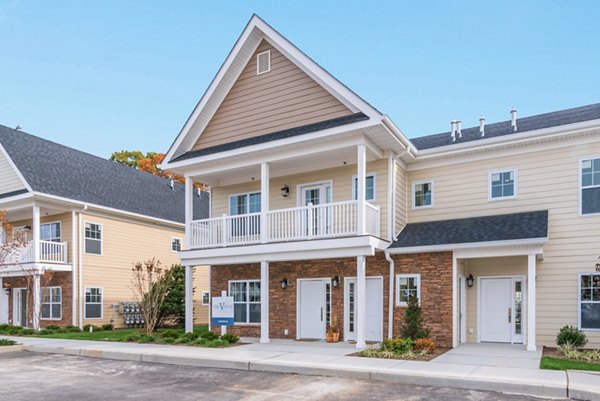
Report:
388,210,548,250
411,103,600,150
0,125,208,224
164,14,383,164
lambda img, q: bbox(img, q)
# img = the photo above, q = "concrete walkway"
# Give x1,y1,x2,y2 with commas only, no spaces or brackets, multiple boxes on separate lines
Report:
1,336,596,400
432,343,543,369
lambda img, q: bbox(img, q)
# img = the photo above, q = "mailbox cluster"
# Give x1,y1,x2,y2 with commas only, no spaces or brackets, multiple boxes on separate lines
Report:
119,302,145,328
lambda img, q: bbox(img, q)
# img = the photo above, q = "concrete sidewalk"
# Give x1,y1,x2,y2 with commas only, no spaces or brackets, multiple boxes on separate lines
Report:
1,336,596,400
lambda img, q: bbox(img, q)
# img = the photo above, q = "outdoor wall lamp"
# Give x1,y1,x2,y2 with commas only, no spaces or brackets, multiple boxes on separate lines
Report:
281,185,290,198
467,274,474,288
280,278,289,289
332,276,340,288
24,225,31,231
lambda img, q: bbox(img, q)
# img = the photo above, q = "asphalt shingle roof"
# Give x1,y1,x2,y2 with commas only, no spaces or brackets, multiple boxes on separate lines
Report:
0,125,208,223
389,210,548,249
411,103,600,150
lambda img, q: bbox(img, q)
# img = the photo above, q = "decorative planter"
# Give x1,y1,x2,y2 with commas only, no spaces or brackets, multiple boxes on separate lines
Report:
326,332,340,343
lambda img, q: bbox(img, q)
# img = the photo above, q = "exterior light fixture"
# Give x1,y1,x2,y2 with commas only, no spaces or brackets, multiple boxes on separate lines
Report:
280,278,289,289
24,225,32,231
332,276,340,288
281,185,290,198
467,274,474,288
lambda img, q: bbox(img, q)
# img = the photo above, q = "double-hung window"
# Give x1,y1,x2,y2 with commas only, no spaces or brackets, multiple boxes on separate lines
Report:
352,173,376,201
229,192,261,237
396,274,421,306
581,158,600,215
41,287,61,320
579,273,600,330
229,280,260,324
40,222,61,242
171,237,182,252
84,287,103,319
84,222,102,255
201,291,210,306
489,169,517,200
413,180,434,208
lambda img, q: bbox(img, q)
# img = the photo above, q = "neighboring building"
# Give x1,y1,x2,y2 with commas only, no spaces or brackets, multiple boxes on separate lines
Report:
162,15,600,350
0,125,210,329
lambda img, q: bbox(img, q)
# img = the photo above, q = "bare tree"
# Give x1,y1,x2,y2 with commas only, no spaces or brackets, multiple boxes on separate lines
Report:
130,258,171,334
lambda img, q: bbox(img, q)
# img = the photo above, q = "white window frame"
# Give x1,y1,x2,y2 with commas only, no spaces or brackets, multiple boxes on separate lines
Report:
84,222,103,256
352,172,377,201
578,272,600,331
41,286,62,320
488,168,518,201
256,50,271,75
84,286,103,320
228,279,261,325
396,274,421,306
171,237,182,252
296,180,334,207
580,157,600,216
228,192,261,216
40,221,62,242
412,180,434,209
201,291,210,306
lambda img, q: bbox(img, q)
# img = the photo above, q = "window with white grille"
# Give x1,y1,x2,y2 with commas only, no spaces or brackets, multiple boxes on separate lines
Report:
256,50,271,75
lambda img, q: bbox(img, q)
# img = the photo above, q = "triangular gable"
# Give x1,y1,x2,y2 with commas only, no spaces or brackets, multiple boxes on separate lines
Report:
0,142,31,198
164,15,382,163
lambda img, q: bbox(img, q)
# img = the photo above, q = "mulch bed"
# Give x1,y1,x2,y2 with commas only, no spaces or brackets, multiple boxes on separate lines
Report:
351,346,451,361
542,346,564,358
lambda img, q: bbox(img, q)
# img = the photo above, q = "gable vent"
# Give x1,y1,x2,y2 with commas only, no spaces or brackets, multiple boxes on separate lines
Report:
257,50,271,75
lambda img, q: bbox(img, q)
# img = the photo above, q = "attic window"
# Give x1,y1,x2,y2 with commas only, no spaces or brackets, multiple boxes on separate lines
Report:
257,50,271,75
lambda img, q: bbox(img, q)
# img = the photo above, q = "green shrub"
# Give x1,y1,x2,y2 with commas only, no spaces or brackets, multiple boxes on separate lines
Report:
160,329,180,339
183,332,200,341
200,331,220,341
156,264,187,328
194,338,227,348
125,334,142,342
400,294,430,340
64,325,82,333
413,338,436,354
556,325,588,348
162,337,176,344
559,343,600,362
221,333,239,344
19,328,35,336
0,339,18,346
0,324,11,332
38,329,53,335
101,323,114,331
137,334,155,344
83,324,101,332
45,325,61,331
5,326,22,335
383,338,414,354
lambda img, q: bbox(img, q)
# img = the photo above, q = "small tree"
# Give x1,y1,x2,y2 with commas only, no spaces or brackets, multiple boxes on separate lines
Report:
130,258,171,334
156,264,188,328
400,294,430,339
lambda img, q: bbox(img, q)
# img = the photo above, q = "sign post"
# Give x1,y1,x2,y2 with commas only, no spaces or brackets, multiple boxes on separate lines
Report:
211,290,234,335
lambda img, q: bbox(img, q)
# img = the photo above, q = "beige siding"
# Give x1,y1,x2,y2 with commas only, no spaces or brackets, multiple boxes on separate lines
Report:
394,161,407,237
0,150,25,195
211,160,390,239
409,141,600,347
11,213,74,264
192,40,352,151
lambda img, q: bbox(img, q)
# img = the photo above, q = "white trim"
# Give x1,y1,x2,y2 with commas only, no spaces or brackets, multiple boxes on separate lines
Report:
83,286,103,320
13,287,27,327
228,279,261,325
351,172,377,201
40,220,62,242
296,277,331,340
387,238,548,255
296,180,333,207
458,274,467,343
83,221,103,256
395,273,421,306
343,275,384,342
579,156,600,216
578,272,600,332
411,179,434,209
488,168,518,201
256,50,271,75
201,291,210,306
171,236,182,253
229,191,262,216
452,253,458,347
40,286,62,321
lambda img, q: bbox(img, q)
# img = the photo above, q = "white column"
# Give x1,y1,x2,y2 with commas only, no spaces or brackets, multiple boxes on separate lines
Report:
357,145,366,235
527,254,537,351
185,265,194,333
185,177,194,249
32,204,40,262
452,253,458,348
71,210,77,326
260,261,270,343
385,252,395,339
32,274,41,331
260,163,270,243
356,256,366,349
387,154,395,241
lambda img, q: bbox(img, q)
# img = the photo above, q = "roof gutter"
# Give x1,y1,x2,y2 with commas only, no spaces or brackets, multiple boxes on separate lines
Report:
385,237,549,255
381,116,418,157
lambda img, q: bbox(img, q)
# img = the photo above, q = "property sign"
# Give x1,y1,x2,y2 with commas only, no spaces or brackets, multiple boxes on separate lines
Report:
211,296,234,326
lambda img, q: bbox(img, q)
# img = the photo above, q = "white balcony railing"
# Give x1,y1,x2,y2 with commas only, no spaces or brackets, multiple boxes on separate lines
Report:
0,240,68,265
189,200,380,250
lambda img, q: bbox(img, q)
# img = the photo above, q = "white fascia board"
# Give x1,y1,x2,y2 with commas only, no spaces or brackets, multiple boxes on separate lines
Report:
0,263,72,277
385,237,548,255
381,116,418,156
0,142,34,193
0,192,34,208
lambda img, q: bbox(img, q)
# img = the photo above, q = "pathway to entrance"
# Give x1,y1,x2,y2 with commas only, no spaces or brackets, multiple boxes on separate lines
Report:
432,343,543,369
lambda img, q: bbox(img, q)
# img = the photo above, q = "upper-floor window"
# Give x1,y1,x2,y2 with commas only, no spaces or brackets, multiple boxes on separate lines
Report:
352,173,376,201
489,169,517,200
256,50,271,75
581,158,600,215
11,226,30,242
412,180,434,209
229,192,261,216
171,237,182,252
40,222,61,242
579,273,600,330
84,222,102,255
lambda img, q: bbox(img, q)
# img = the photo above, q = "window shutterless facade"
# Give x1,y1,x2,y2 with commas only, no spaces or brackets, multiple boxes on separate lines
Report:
41,287,61,320
579,273,600,330
412,180,433,209
396,274,421,306
352,173,376,201
84,287,103,319
84,222,102,255
229,192,261,216
581,157,600,215
40,222,61,242
228,280,260,324
489,169,517,200
171,237,182,252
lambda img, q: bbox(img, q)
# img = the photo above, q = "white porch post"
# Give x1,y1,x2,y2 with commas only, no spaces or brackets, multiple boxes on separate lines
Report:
32,204,40,262
32,273,41,331
357,144,366,235
452,253,458,348
356,255,366,349
260,163,270,243
185,177,194,249
260,261,270,343
527,253,537,351
185,265,194,333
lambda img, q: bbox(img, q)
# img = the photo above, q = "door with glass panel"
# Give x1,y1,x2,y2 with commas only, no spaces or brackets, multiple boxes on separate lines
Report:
480,276,524,344
228,193,261,241
300,183,332,237
40,222,61,261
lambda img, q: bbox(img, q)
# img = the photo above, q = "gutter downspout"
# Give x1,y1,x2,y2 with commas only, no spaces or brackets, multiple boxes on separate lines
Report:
71,210,77,326
386,154,394,242
385,252,395,339
78,205,87,329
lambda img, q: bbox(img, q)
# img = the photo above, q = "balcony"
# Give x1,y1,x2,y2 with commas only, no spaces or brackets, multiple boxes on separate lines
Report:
1,240,68,265
189,200,380,249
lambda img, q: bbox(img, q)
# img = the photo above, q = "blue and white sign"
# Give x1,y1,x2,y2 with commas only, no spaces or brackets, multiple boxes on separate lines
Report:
211,296,234,326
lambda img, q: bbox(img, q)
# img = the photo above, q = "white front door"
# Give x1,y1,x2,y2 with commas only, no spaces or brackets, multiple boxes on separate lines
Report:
0,280,8,324
298,280,327,339
13,288,27,327
480,277,526,344
345,277,383,342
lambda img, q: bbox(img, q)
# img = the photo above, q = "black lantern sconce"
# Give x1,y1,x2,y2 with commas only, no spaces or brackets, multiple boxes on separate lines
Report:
281,185,290,198
23,225,32,231
466,274,474,288
332,276,340,288
280,278,289,289
2,281,11,295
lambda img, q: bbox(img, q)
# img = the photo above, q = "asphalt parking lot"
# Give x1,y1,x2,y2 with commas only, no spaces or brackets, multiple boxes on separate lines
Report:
0,351,558,401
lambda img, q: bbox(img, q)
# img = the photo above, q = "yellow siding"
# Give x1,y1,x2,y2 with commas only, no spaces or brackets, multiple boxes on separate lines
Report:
0,150,25,195
11,213,74,264
211,159,389,239
394,162,407,237
409,141,600,347
192,40,352,151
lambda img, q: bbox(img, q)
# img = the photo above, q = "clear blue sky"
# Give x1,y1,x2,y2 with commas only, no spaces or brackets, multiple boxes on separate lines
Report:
1,1,599,158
